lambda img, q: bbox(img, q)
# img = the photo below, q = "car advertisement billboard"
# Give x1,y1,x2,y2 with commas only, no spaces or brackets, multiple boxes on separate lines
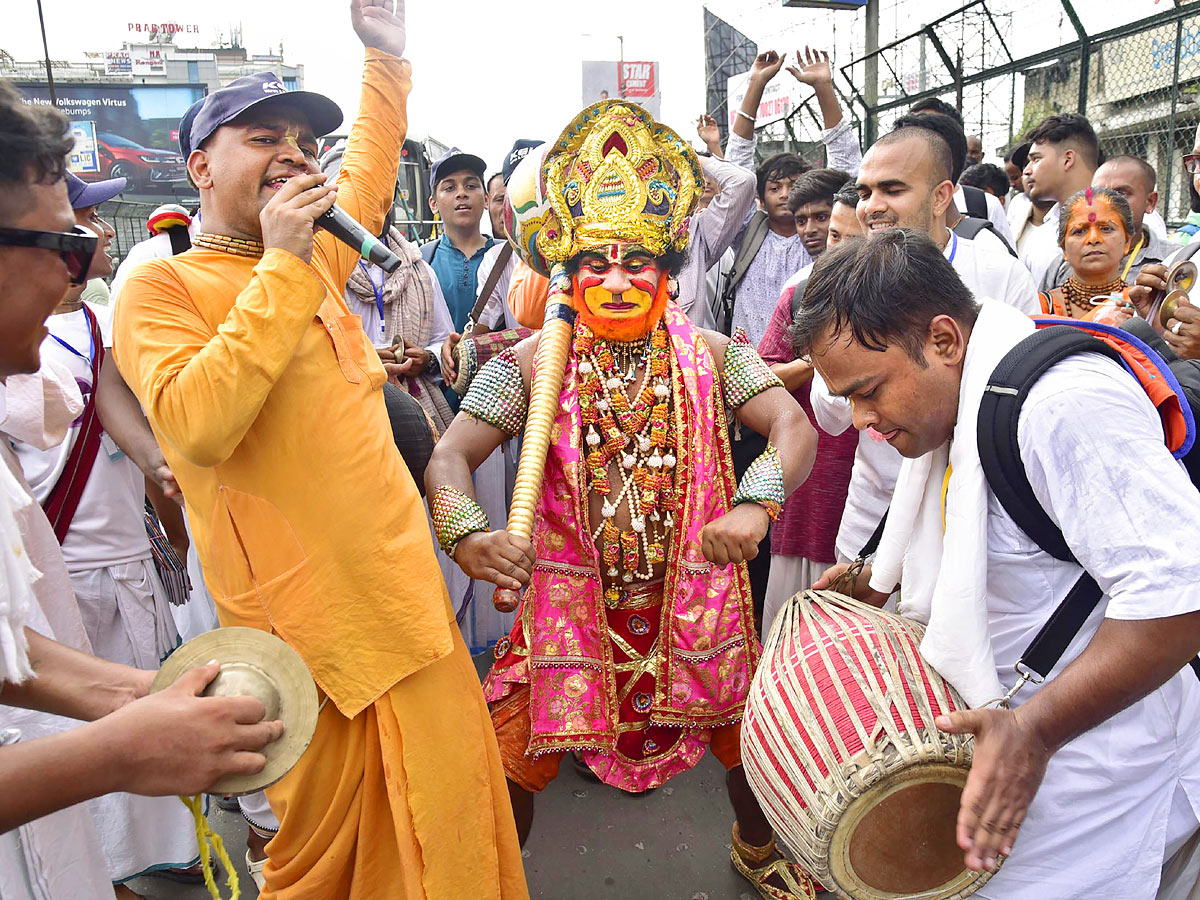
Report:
15,82,202,192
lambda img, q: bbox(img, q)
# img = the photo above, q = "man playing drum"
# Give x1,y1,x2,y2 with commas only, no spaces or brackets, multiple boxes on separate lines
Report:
799,228,1200,899
424,101,820,899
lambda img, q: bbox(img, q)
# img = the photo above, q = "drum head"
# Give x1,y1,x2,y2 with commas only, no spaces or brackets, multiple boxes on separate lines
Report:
151,627,319,796
827,763,994,900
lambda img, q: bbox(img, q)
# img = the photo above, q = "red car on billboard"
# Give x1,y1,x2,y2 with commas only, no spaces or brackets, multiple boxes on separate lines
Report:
81,132,188,191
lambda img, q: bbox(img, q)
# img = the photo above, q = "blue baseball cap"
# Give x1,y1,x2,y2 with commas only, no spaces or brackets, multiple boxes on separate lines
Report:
429,147,487,192
188,72,343,153
501,139,543,185
178,96,205,159
65,171,126,209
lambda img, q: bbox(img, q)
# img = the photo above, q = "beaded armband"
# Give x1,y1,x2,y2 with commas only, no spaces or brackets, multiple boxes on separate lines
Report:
730,442,785,522
430,486,491,557
722,328,783,409
459,348,528,436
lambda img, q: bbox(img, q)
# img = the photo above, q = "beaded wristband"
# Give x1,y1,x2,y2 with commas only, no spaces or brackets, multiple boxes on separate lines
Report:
723,328,783,409
731,442,785,522
430,486,491,557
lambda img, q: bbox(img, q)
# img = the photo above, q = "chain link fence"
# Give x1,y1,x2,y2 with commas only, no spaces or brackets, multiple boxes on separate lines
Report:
829,0,1200,227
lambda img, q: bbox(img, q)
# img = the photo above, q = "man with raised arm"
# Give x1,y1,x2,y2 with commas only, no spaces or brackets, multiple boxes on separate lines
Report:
113,2,528,897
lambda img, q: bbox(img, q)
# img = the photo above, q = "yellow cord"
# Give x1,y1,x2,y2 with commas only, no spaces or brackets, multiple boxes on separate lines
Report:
180,795,241,900
1121,233,1145,283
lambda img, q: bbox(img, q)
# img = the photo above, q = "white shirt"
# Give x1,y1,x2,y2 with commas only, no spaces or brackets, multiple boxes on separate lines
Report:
474,242,517,330
110,217,201,303
974,352,1200,899
956,184,1015,246
10,306,150,569
947,231,1040,315
810,231,1038,559
342,258,452,354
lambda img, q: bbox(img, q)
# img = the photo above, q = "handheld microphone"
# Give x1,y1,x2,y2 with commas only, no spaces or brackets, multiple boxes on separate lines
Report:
318,204,403,273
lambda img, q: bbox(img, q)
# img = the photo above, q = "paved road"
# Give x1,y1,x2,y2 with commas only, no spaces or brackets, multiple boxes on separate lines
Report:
127,654,812,900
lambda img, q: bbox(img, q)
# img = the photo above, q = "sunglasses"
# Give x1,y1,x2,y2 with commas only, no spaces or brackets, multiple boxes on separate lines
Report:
0,225,98,286
1185,154,1200,175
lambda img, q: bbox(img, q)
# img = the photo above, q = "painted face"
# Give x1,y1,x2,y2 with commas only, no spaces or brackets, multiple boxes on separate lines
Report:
573,243,668,341
826,201,864,249
1061,191,1130,281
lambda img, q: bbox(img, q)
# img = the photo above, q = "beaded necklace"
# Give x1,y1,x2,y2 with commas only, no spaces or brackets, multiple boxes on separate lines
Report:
1061,275,1126,316
193,233,265,258
576,320,677,607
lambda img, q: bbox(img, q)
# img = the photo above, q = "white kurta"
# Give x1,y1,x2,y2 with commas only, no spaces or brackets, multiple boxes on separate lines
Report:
975,352,1200,899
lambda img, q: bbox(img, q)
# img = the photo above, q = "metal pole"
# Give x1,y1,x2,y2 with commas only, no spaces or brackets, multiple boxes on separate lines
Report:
618,35,625,99
864,0,879,146
1167,17,1185,226
36,0,56,105
1059,0,1089,113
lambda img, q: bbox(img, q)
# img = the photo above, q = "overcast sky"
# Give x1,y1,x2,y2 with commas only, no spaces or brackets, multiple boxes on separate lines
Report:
4,0,1171,175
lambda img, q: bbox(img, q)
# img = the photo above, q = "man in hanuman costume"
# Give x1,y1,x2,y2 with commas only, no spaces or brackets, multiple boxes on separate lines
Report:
425,101,818,899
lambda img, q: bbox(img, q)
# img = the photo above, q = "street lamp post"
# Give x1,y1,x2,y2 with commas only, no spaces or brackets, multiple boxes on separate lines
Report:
618,35,625,99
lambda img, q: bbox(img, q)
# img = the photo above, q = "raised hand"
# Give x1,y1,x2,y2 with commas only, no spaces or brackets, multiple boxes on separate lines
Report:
787,46,833,86
697,114,721,148
749,51,786,85
351,0,406,59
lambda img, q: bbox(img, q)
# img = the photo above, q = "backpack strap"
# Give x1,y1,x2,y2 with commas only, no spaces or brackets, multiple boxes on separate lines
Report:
980,323,1200,684
961,184,989,221
41,305,105,543
953,214,1019,258
718,210,770,335
1036,290,1066,316
166,225,191,256
788,273,812,320
419,237,440,265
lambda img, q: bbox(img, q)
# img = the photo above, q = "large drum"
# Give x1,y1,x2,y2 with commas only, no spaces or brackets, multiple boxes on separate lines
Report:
742,590,994,900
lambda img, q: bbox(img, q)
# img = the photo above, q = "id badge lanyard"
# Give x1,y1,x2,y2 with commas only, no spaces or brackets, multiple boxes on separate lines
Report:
358,260,387,345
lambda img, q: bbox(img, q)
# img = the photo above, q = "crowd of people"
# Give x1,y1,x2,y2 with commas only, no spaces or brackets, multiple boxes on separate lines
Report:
2,2,1200,898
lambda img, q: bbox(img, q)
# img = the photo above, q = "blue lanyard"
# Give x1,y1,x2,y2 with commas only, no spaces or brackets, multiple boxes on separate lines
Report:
358,261,386,342
50,318,96,368
946,229,958,264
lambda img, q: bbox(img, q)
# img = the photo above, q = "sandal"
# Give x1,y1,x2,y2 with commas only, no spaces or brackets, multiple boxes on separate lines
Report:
246,849,267,892
729,823,816,900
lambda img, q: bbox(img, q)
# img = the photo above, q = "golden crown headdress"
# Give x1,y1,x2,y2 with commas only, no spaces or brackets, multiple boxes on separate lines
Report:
531,101,701,265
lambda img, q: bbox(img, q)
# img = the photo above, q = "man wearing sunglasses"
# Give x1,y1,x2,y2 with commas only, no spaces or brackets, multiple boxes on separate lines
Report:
112,1,528,897
0,80,287,899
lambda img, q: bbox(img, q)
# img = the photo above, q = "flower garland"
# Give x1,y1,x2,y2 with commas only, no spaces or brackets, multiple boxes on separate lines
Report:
576,319,678,607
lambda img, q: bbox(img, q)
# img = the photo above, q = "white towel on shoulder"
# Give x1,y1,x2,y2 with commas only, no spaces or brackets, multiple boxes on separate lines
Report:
869,300,1035,708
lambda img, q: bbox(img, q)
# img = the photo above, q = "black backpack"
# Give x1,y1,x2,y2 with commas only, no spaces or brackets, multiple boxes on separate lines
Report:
978,317,1200,692
954,185,1018,258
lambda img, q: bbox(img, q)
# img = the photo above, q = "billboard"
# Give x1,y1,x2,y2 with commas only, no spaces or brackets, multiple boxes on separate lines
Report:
16,83,202,191
725,67,806,130
582,60,662,118
68,121,100,175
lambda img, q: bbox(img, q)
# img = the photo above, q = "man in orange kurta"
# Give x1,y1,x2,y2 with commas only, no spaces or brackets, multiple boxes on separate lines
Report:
112,3,527,898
